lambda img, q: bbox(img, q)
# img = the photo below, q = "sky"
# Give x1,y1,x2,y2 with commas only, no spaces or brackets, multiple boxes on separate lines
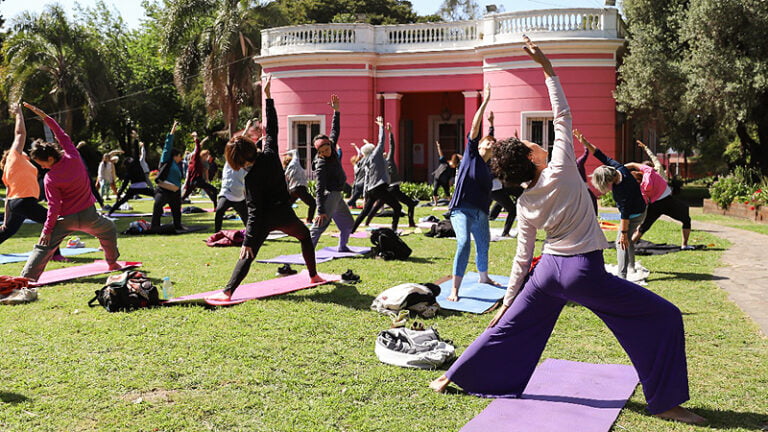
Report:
2,0,616,30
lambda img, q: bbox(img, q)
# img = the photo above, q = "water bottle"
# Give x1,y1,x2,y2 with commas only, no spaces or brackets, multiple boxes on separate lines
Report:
162,277,173,300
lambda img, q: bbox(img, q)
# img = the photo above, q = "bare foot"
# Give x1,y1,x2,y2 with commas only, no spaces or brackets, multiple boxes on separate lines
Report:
479,278,504,288
107,262,123,271
310,274,326,284
205,291,232,302
654,406,707,425
429,375,451,393
447,288,459,302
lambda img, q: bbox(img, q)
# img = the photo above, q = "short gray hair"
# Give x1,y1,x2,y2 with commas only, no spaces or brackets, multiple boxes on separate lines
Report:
360,143,375,156
591,165,618,194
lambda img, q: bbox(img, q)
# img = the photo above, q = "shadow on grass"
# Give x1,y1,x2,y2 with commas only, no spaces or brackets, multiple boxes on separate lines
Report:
279,282,376,310
0,392,29,404
650,271,728,282
624,401,768,430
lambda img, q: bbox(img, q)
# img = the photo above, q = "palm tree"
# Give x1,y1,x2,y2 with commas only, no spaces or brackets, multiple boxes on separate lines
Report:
2,5,113,133
161,0,280,136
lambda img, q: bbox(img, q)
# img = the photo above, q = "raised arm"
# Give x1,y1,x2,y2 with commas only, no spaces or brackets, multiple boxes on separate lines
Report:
23,102,76,157
637,140,666,178
373,116,385,157
263,75,279,154
351,143,362,157
161,121,178,163
435,141,444,159
386,122,395,163
328,94,340,149
11,103,25,154
139,141,146,163
487,111,495,138
469,83,491,142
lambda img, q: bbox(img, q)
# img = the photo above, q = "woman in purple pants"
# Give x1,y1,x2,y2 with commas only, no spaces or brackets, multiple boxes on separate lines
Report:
429,37,705,425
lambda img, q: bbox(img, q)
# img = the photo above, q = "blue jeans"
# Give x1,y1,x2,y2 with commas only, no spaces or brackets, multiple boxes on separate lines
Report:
450,204,491,277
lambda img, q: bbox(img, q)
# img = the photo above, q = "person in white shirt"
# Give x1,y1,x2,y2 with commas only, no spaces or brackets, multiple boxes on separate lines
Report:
429,36,705,426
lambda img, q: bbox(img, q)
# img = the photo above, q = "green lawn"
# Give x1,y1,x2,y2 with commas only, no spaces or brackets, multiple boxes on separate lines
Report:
0,197,766,431
690,207,768,236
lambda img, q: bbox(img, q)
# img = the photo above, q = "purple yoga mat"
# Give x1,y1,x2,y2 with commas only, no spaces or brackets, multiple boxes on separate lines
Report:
332,231,370,239
164,270,340,304
460,359,639,432
106,213,152,218
30,260,142,287
257,245,370,265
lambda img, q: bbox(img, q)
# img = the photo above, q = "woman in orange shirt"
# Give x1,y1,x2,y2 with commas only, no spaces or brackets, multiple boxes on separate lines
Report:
0,104,66,260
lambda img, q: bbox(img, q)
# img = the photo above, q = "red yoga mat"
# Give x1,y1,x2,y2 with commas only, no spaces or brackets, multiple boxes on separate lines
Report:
164,270,340,306
30,260,142,287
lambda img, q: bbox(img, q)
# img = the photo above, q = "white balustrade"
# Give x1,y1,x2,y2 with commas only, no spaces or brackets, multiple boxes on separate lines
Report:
260,8,623,57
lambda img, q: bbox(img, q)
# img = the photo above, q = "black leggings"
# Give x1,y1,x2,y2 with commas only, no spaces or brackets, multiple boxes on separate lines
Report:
111,184,155,216
352,184,401,232
181,177,219,208
151,188,182,230
432,179,451,198
347,182,364,207
214,196,248,232
223,207,317,295
489,186,523,236
290,186,316,222
366,184,417,226
638,195,691,234
0,197,63,256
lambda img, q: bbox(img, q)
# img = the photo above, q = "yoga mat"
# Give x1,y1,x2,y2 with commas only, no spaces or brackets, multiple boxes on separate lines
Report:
123,224,208,235
432,206,450,212
332,231,370,239
599,212,621,221
104,213,152,218
436,272,509,314
599,221,618,231
164,270,340,305
257,245,370,265
30,260,142,287
0,247,101,265
416,221,437,230
460,358,639,432
490,228,516,241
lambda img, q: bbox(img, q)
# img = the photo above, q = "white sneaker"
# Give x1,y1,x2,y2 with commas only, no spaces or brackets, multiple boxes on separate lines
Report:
1,288,38,305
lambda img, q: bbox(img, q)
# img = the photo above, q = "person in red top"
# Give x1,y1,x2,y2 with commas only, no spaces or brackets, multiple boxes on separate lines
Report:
180,132,219,208
20,103,121,281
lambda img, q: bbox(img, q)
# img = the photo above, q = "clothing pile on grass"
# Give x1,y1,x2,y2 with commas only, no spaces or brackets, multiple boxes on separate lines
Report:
0,276,37,305
371,282,441,318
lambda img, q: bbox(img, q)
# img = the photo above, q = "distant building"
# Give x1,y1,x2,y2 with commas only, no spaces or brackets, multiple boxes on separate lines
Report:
258,7,626,182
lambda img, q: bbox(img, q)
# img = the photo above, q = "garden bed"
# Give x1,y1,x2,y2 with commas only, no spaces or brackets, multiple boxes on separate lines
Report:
703,198,768,223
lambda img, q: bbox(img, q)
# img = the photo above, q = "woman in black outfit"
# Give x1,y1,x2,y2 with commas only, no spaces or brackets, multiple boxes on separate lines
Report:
207,75,323,301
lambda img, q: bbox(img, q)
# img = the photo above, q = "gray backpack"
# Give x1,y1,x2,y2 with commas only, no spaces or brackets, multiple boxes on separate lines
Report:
375,327,455,369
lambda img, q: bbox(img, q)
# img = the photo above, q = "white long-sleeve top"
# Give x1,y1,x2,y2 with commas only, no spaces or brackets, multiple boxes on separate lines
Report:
218,161,247,202
504,76,608,306
284,149,308,190
97,161,115,183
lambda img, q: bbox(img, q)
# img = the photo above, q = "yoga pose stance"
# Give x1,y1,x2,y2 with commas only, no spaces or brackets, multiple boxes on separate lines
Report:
346,144,366,208
625,158,693,250
0,104,67,261
431,141,460,205
20,103,121,281
430,37,705,426
308,94,354,251
351,117,402,233
207,75,322,301
110,133,155,216
576,130,646,279
151,121,184,232
283,149,316,223
213,160,248,232
446,83,501,302
487,111,523,238
365,123,419,227
181,132,219,208
575,140,598,214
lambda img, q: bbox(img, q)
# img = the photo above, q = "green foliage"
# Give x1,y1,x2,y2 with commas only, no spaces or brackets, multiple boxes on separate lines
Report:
274,0,423,25
599,191,616,207
399,182,433,200
438,0,480,21
708,166,764,209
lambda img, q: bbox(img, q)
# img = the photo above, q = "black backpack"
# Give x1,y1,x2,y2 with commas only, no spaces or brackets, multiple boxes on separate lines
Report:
425,219,455,238
370,228,412,260
88,270,160,312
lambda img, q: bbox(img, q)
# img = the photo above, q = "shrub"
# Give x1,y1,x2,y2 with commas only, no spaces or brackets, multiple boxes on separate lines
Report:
399,182,434,201
599,191,616,207
709,175,752,209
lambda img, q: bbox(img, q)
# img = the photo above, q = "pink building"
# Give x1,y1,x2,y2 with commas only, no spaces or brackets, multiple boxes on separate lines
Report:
257,8,626,182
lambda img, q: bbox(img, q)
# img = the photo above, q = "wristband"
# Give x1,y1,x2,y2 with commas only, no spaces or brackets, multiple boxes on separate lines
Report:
621,230,629,234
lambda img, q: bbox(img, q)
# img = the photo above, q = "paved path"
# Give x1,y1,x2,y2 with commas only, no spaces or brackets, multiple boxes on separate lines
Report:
690,219,768,337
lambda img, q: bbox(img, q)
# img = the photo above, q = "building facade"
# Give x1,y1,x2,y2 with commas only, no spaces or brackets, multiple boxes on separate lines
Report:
257,7,626,182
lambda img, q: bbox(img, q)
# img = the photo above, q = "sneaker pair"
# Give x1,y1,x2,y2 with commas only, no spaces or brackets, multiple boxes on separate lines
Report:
66,237,86,248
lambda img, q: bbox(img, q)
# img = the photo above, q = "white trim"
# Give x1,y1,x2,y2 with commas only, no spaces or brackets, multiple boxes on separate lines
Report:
462,91,480,98
485,58,615,72
269,69,374,79
287,115,326,179
376,66,482,78
520,111,554,151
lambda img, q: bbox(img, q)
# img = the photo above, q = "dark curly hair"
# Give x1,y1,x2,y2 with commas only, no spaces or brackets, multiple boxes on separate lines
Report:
29,141,63,163
490,137,537,186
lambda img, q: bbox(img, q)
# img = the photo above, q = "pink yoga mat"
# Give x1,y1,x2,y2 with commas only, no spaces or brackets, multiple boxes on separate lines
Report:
164,270,340,305
460,359,639,432
30,260,142,287
332,231,370,239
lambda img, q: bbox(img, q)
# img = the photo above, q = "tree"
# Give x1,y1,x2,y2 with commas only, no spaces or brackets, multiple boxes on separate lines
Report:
1,5,114,133
438,0,480,21
616,0,768,175
274,0,421,25
160,0,276,136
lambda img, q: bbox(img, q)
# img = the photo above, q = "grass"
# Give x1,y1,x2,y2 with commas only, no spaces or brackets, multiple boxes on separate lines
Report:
0,196,766,431
689,207,768,236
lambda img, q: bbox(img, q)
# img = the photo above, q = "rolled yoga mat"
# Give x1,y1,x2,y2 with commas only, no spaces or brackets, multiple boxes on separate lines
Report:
29,260,142,287
165,270,340,306
460,358,639,432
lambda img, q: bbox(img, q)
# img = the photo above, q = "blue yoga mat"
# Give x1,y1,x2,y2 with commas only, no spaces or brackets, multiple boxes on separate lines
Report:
599,212,621,220
0,247,101,265
436,272,509,314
